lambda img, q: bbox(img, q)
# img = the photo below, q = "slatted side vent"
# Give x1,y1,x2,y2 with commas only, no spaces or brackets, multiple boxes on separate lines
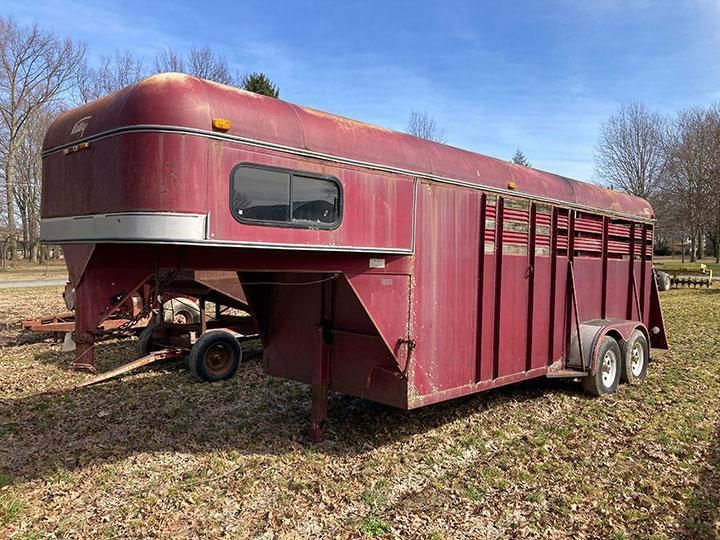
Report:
632,223,653,260
556,208,570,256
608,218,632,260
535,204,552,256
574,211,604,258
484,195,497,253
502,198,529,255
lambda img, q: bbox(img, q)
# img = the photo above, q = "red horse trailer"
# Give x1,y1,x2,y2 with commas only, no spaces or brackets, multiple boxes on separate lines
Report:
41,73,667,440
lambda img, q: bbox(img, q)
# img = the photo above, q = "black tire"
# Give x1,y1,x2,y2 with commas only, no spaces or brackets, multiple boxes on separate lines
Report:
188,330,242,382
163,298,201,325
655,271,671,292
620,330,649,383
582,336,622,396
137,320,163,357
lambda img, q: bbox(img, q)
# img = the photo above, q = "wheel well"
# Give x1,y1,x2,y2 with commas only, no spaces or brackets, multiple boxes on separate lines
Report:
633,324,650,346
588,329,623,375
602,325,649,359
603,329,624,346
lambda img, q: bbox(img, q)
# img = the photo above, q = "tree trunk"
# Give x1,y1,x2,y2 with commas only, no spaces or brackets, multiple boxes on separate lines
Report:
21,207,29,261
4,146,17,260
716,218,720,264
681,235,686,263
697,231,704,260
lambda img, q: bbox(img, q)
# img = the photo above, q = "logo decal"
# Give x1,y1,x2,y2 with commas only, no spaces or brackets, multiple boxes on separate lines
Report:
70,116,92,137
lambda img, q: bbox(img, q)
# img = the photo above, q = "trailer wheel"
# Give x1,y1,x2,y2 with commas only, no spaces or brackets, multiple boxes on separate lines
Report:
655,271,671,292
163,298,201,325
137,320,164,357
189,330,241,382
582,336,621,396
620,330,649,383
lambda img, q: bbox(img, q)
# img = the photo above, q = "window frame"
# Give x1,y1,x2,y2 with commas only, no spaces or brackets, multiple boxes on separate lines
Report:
229,162,343,230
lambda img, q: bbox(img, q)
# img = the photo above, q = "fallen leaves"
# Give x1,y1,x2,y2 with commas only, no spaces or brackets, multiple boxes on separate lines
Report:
0,287,717,538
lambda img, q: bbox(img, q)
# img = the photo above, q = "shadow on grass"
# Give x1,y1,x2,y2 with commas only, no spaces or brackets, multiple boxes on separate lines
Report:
0,338,582,483
681,420,720,539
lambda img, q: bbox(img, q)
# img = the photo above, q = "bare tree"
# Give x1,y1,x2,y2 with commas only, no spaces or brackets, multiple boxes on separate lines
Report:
594,102,667,200
406,109,447,143
76,49,144,103
153,48,184,73
662,107,720,261
0,16,85,259
703,105,720,262
154,45,239,86
14,104,58,261
188,45,237,85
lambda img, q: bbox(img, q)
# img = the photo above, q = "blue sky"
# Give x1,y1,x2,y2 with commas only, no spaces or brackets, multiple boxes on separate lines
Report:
5,0,720,181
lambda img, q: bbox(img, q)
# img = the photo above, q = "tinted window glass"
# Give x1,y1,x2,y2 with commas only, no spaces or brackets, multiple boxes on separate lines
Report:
232,167,290,222
292,175,339,224
231,164,341,229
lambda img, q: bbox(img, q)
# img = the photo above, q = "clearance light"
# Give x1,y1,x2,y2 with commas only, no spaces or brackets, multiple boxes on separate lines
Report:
63,142,90,155
507,181,517,190
212,117,231,131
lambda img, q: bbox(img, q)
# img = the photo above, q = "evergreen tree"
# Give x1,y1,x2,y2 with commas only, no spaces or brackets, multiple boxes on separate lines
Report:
512,149,531,167
241,72,279,98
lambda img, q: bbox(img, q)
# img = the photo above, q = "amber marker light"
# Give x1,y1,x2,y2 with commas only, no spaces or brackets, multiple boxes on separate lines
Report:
507,181,517,190
212,118,231,131
63,142,91,155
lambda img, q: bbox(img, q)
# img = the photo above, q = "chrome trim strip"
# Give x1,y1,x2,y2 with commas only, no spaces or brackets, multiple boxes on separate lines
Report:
412,177,419,252
40,212,413,254
41,212,208,243
41,124,655,224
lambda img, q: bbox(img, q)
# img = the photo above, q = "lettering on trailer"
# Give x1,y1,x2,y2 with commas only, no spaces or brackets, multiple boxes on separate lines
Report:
70,116,92,137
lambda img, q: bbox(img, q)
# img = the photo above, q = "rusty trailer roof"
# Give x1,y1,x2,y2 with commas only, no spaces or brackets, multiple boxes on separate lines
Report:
43,73,654,222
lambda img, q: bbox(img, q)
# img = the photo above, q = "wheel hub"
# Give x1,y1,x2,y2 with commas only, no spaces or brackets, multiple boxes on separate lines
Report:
601,350,617,387
204,342,232,376
631,342,644,377
173,309,192,325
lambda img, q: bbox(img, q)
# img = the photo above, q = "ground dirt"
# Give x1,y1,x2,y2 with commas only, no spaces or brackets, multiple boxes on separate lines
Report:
0,286,718,539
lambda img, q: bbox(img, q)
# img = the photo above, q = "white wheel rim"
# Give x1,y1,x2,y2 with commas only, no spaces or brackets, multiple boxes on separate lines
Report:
601,349,618,388
630,342,644,377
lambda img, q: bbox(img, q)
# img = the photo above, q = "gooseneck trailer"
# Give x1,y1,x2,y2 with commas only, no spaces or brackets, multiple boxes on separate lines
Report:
41,73,667,440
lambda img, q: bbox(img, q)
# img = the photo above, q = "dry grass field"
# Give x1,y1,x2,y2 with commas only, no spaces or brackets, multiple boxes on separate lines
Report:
0,261,67,283
0,285,718,539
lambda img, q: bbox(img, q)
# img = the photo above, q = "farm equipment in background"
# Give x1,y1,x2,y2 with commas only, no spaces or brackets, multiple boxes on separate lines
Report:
654,264,713,291
22,269,259,381
22,281,155,339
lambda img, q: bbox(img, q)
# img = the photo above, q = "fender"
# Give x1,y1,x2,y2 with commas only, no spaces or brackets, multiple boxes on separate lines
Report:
570,319,649,375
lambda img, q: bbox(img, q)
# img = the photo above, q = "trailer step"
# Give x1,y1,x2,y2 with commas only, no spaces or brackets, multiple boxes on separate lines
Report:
546,369,588,378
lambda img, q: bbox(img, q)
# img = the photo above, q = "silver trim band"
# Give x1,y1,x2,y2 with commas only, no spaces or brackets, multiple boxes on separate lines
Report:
42,124,655,224
40,211,413,254
41,212,208,243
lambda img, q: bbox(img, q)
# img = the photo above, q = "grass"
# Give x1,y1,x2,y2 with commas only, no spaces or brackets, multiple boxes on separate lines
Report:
360,517,391,537
0,259,67,282
0,494,29,527
0,285,718,538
